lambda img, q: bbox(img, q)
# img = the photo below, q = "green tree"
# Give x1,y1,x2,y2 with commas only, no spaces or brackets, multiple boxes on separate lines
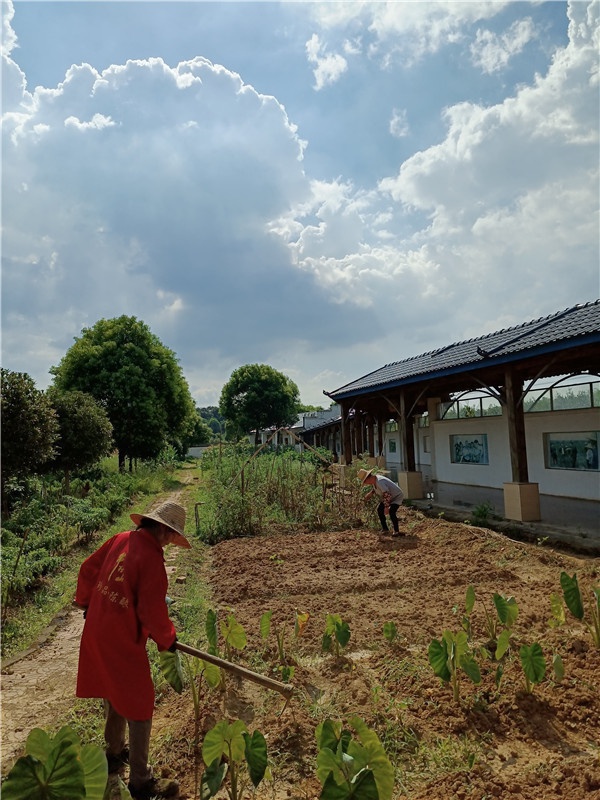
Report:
51,316,195,470
186,407,213,447
0,370,59,511
219,364,300,446
45,389,114,492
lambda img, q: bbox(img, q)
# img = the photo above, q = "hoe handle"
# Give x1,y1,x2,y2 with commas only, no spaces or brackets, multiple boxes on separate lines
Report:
174,641,294,699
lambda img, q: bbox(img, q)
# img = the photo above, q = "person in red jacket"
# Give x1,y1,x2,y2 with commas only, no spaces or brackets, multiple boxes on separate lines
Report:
75,501,190,800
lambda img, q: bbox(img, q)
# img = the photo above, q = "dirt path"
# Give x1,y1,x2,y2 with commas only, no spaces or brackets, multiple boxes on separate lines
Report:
1,607,85,770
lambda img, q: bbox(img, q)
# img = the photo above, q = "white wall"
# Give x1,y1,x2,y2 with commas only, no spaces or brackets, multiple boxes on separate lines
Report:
429,408,599,501
525,408,599,500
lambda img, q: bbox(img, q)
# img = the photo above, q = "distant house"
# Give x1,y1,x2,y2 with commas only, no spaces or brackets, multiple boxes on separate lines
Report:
250,405,341,452
322,301,600,524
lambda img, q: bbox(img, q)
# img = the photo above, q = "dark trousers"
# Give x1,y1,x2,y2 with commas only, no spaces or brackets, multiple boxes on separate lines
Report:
377,502,400,533
104,700,152,789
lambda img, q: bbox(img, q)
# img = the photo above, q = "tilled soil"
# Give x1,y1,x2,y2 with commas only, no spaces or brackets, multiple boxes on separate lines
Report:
2,508,599,799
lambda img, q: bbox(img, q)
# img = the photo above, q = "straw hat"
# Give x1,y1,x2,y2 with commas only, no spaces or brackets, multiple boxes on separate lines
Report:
131,501,190,549
357,468,374,484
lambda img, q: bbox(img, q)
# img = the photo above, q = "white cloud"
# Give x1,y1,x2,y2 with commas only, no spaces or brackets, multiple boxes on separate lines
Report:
389,107,409,138
305,33,348,90
470,18,536,74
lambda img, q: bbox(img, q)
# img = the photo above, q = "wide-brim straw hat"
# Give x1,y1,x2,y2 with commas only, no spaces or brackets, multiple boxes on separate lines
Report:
131,501,191,549
357,468,374,484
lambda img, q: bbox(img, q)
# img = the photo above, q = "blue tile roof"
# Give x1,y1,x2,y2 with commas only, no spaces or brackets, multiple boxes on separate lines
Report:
327,300,600,399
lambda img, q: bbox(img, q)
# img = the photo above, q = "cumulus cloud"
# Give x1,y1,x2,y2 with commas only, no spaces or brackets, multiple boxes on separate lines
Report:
2,0,598,406
470,18,536,74
306,33,348,90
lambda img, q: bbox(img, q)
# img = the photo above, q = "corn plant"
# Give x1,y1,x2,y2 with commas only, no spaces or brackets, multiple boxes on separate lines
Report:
322,613,351,658
428,630,481,704
519,642,546,693
559,571,600,648
1,726,108,800
201,719,268,800
315,716,395,800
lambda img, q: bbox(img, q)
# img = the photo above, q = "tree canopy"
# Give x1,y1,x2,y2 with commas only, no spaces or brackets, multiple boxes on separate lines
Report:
51,316,196,469
1,369,59,509
219,364,300,445
45,389,114,490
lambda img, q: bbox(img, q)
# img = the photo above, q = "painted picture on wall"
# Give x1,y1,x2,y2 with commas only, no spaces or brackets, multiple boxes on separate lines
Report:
545,431,600,471
450,434,489,465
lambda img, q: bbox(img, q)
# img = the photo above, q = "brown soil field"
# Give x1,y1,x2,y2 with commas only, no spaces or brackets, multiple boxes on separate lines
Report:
2,507,599,799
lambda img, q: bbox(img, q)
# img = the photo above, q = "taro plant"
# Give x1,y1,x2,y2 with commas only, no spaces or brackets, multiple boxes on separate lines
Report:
322,613,351,658
206,608,247,660
315,716,395,800
428,629,481,704
519,642,546,694
453,585,475,639
1,725,108,800
559,571,600,648
259,609,310,682
482,592,519,648
201,719,268,800
382,620,398,645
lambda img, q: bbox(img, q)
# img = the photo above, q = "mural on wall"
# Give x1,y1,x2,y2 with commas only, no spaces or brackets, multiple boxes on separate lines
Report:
545,431,599,471
450,434,489,465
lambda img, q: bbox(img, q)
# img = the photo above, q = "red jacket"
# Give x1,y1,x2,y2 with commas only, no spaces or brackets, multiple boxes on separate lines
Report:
75,528,176,720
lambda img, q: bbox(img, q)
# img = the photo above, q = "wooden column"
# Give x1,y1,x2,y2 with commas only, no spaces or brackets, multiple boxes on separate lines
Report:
377,416,384,460
399,391,416,471
367,415,375,458
504,368,528,482
356,414,364,456
341,401,352,465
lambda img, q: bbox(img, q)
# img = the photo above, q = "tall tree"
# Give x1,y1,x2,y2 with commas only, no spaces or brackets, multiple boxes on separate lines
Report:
45,389,114,491
51,316,195,470
219,364,300,446
1,369,59,511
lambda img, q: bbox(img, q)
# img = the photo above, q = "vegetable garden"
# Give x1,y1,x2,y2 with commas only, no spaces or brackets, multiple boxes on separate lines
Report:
1,451,598,800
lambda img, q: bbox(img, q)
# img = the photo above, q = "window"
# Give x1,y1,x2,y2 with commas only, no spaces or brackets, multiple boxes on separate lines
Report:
450,434,489,465
423,435,430,454
388,439,397,453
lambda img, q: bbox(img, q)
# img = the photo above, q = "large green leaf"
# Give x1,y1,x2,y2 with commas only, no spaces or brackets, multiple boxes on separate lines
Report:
428,638,451,682
1,756,49,800
259,610,272,640
205,609,219,654
493,594,518,627
465,585,475,615
80,743,108,800
335,621,351,649
220,614,247,651
202,720,229,766
159,650,184,693
520,642,546,685
319,771,351,800
560,572,584,620
349,768,380,800
199,659,222,689
495,629,511,660
316,719,343,752
460,655,481,685
316,748,346,788
200,758,227,799
243,730,268,787
350,717,395,800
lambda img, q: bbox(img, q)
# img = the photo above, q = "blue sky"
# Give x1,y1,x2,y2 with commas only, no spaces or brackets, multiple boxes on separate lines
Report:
2,1,598,407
